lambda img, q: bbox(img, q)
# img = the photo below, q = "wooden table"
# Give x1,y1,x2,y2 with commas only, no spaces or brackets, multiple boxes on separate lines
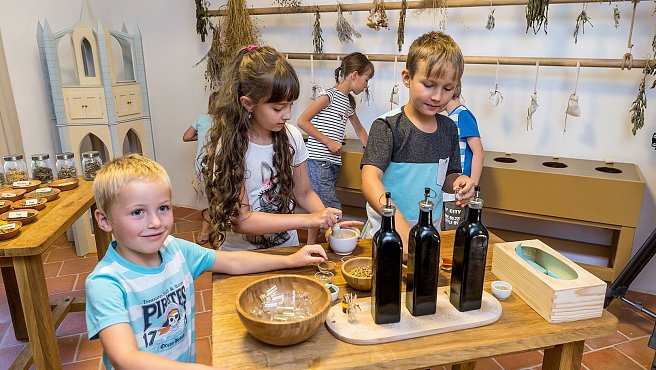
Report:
0,180,111,370
212,233,618,369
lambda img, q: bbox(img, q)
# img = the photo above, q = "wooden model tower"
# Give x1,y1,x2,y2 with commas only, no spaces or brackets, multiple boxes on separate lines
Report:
37,0,154,254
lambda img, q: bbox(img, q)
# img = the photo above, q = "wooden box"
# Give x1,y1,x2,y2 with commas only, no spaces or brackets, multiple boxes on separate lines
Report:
492,239,606,323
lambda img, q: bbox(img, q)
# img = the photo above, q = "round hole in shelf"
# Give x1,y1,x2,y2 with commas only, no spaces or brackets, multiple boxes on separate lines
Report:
595,166,623,174
494,157,517,163
542,161,568,169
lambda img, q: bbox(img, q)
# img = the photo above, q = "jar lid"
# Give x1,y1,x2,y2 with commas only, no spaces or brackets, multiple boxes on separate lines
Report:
3,154,24,161
31,153,50,160
56,152,75,160
82,151,100,158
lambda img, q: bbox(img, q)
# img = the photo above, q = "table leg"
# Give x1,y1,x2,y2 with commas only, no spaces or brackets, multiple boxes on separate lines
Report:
1,266,29,340
13,255,62,370
91,204,112,261
452,361,476,370
542,340,584,370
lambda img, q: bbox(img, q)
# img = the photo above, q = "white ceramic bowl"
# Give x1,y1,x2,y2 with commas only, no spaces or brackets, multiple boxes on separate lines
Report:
326,283,339,302
329,228,358,255
491,281,513,300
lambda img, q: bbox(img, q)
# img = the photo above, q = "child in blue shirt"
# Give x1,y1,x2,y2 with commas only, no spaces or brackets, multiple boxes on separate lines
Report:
85,154,327,370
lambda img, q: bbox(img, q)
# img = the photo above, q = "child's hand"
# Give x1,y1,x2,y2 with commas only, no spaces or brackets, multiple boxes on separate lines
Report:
454,175,475,207
309,208,342,229
290,244,328,266
327,140,343,155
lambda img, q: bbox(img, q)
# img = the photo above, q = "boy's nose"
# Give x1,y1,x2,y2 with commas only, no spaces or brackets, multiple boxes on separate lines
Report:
148,214,162,228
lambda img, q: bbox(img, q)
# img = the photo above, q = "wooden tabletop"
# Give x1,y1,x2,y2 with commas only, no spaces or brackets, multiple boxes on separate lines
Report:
212,234,618,369
0,179,95,257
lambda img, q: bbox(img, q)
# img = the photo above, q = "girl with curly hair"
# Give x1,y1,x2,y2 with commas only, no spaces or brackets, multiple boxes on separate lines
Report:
202,45,360,250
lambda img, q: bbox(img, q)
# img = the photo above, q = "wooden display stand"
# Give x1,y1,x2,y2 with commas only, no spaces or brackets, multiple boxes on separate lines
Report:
325,287,502,345
479,151,645,282
492,239,606,323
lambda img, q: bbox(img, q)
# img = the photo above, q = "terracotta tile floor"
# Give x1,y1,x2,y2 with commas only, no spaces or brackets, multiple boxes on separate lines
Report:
0,206,654,369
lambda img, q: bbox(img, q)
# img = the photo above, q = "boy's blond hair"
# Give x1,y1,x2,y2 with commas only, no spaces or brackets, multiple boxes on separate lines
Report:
93,154,171,215
406,31,464,82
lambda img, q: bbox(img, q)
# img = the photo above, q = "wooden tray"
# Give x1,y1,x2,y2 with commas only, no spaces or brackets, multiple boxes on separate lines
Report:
325,287,501,345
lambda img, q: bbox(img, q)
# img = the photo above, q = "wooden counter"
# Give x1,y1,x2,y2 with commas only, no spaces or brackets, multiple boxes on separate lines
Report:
212,233,617,369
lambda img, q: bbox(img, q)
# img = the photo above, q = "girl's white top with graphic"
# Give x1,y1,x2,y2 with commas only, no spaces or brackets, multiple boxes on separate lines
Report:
305,88,354,165
85,236,216,369
220,124,309,251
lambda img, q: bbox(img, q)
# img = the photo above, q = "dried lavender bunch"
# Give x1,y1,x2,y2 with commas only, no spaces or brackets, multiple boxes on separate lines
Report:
336,4,361,43
313,10,324,55
573,6,593,44
526,0,549,35
397,0,407,52
486,9,495,30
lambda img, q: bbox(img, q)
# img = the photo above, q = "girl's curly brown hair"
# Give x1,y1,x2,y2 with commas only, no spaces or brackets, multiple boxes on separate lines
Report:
201,46,300,248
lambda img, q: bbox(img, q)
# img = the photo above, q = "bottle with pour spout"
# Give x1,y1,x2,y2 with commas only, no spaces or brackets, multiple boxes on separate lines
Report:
371,192,403,324
406,187,441,316
450,185,489,312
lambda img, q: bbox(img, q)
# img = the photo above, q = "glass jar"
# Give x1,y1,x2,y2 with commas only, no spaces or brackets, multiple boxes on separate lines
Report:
30,153,54,183
56,152,78,179
3,154,28,183
81,151,102,181
0,164,5,186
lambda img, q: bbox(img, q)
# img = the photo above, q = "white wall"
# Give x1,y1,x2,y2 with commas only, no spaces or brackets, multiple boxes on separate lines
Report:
1,0,654,293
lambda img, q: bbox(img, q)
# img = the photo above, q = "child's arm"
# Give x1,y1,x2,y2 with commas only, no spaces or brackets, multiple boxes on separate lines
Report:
232,178,341,236
99,324,214,370
467,136,484,185
211,244,327,274
297,96,343,154
349,113,369,147
182,126,198,142
361,164,412,260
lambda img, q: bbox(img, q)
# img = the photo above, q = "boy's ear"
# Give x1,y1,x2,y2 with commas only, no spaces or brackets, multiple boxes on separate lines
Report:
239,96,253,112
401,69,412,88
94,209,114,233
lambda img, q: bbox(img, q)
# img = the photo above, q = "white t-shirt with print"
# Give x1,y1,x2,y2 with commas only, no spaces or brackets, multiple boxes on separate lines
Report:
220,124,309,251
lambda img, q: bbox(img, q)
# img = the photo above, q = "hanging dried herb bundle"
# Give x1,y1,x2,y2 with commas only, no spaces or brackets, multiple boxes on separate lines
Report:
525,0,549,35
313,10,324,55
613,5,620,28
630,76,647,136
397,0,407,52
367,0,389,30
273,0,301,7
486,9,495,30
336,4,361,43
573,5,593,44
195,0,210,42
195,23,222,90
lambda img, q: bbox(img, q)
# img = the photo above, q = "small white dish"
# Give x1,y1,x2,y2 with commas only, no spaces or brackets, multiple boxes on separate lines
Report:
329,228,358,255
326,283,339,302
491,281,513,300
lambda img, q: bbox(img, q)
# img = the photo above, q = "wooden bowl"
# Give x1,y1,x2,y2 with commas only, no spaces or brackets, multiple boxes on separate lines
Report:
0,209,39,225
0,200,12,214
11,179,41,192
50,178,79,191
11,197,47,211
25,187,61,201
235,275,331,346
341,257,372,291
0,189,26,202
0,220,22,241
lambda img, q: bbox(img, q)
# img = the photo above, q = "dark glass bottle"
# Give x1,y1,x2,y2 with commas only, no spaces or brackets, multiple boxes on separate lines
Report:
371,192,403,324
450,185,489,312
406,187,441,316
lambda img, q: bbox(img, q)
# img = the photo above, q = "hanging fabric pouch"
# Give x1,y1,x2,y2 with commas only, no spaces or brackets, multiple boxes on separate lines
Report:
564,61,582,133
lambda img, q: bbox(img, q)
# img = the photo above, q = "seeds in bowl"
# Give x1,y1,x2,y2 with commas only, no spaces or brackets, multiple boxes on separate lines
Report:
349,266,372,278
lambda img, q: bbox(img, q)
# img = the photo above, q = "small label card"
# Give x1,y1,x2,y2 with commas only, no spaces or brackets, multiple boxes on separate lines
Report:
12,181,30,187
25,199,39,206
36,187,52,193
8,211,28,219
1,193,13,198
0,223,17,231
